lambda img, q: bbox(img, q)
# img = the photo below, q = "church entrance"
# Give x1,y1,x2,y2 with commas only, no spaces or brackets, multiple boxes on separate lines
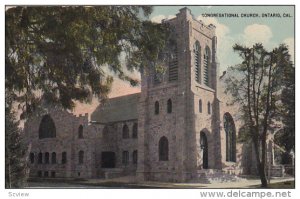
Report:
200,132,208,169
101,152,116,168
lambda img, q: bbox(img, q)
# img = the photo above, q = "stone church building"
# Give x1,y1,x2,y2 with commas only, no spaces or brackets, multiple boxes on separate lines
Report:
24,8,258,182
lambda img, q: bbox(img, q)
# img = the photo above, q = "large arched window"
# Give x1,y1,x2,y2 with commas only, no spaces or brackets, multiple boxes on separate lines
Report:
122,124,129,139
224,113,236,162
194,41,201,83
132,123,138,138
39,114,56,139
45,152,49,164
78,125,83,139
199,99,202,113
78,151,84,164
62,152,67,164
204,46,211,86
155,101,159,115
159,136,169,161
51,152,56,164
167,99,172,113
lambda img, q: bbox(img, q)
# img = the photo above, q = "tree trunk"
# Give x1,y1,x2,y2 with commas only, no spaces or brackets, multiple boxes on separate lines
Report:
253,135,268,187
258,162,268,187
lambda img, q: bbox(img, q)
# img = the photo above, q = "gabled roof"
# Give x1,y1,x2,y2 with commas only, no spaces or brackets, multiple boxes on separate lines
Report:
91,93,140,123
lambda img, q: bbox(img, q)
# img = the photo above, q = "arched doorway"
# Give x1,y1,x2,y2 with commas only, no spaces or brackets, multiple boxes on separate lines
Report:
200,131,208,169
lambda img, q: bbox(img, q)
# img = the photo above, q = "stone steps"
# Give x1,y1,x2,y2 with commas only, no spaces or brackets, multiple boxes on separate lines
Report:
188,169,247,184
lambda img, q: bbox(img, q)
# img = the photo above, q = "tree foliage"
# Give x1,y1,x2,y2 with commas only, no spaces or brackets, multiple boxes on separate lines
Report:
225,43,293,187
5,93,28,188
6,6,170,117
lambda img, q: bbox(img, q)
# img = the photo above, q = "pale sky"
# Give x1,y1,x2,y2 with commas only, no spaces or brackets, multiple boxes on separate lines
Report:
73,5,295,116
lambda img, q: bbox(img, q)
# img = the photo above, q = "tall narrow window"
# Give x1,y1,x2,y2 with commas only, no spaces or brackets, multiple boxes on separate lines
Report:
169,44,178,81
51,152,56,164
194,41,201,83
122,124,129,139
38,152,43,164
122,151,129,165
30,153,35,164
224,113,236,162
133,150,138,164
78,125,83,139
199,99,202,113
167,99,172,113
204,46,210,86
155,101,159,115
132,123,138,138
45,152,49,164
159,136,169,161
208,102,211,115
62,152,67,164
79,151,84,164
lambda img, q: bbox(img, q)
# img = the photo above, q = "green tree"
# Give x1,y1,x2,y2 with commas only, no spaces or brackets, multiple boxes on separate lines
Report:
225,43,293,187
6,6,169,117
5,93,28,188
5,6,170,187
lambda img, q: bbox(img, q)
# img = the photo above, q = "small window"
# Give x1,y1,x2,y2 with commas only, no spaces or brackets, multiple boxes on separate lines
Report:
199,99,202,113
122,124,129,139
37,171,42,177
45,152,49,164
79,151,84,164
208,102,211,115
159,136,169,161
155,101,159,115
51,152,56,164
62,152,67,164
30,153,35,164
44,171,49,177
122,151,129,165
78,125,84,139
132,123,138,138
38,152,43,164
133,150,138,164
167,99,172,113
51,171,56,178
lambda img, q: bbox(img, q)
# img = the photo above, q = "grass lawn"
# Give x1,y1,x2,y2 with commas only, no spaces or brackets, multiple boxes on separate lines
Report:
249,180,295,189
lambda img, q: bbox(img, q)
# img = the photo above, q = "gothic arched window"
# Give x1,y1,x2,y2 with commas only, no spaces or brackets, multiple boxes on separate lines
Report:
132,123,138,138
39,114,56,139
204,46,211,86
199,99,202,113
159,136,169,161
78,125,83,139
224,113,236,162
194,41,201,83
155,101,159,115
167,99,172,113
122,124,129,139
